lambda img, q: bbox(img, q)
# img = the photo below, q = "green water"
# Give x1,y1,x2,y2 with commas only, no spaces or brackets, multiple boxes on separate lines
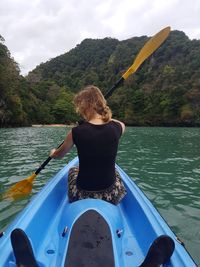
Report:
0,127,200,264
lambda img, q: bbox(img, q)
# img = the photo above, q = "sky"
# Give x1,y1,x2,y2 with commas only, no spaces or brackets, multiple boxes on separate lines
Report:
0,0,200,76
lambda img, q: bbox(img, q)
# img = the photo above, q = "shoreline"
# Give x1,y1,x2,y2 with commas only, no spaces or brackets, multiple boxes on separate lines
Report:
31,124,75,127
1,122,200,128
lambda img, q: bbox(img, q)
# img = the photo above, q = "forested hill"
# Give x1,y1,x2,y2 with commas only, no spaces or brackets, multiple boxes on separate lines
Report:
1,31,200,127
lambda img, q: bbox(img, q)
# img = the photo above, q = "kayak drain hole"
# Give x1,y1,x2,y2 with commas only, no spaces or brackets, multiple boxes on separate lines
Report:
47,249,55,254
125,251,133,256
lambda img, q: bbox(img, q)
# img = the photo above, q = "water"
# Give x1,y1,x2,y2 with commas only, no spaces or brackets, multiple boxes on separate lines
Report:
0,126,200,264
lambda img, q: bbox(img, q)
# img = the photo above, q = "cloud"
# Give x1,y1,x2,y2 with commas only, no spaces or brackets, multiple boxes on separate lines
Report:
0,0,200,75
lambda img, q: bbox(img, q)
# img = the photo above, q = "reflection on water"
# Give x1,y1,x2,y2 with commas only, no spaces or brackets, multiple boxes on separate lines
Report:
0,126,200,264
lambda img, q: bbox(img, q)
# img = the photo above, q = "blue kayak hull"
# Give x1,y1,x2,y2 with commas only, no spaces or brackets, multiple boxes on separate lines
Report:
0,158,197,266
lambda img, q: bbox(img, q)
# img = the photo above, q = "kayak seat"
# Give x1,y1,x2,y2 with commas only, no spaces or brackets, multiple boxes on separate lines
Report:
139,235,175,267
10,228,39,267
64,209,115,267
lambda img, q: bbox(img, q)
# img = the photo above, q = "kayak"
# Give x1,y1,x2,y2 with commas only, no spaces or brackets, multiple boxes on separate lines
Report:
0,157,197,266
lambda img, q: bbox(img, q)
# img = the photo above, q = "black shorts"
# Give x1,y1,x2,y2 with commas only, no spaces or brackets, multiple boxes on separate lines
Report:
68,167,127,205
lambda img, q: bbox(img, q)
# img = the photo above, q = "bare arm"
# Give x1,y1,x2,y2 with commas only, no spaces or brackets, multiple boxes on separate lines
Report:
50,131,74,159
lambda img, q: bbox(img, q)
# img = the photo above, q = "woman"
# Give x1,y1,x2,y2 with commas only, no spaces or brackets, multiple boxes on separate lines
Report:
50,85,126,205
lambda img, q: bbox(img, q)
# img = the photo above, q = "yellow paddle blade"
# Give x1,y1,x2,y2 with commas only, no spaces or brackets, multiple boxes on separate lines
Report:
3,173,37,199
122,26,171,80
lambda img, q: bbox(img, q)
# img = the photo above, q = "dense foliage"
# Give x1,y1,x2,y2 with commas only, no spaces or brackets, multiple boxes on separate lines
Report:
1,30,200,127
0,36,77,126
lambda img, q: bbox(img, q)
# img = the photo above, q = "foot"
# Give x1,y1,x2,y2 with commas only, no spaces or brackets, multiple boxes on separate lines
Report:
11,228,38,267
139,235,175,267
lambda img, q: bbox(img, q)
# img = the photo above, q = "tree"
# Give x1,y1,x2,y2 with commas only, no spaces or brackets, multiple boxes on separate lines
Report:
52,88,77,123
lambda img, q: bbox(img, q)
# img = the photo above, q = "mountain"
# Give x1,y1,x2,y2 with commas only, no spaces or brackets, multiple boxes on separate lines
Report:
1,30,200,127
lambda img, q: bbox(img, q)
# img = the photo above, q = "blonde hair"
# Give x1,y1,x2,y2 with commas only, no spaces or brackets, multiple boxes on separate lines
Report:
74,85,112,122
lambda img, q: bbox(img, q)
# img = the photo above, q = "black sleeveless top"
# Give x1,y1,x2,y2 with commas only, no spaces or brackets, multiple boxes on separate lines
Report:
72,121,122,191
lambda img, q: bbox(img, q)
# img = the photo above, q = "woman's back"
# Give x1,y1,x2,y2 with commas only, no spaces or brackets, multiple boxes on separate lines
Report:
72,121,122,190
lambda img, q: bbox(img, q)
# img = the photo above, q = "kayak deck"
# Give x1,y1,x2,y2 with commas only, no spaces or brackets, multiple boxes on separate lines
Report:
29,196,144,266
0,157,197,266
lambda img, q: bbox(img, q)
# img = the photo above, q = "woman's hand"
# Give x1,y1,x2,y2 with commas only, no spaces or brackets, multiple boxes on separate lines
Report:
50,148,57,158
49,131,74,159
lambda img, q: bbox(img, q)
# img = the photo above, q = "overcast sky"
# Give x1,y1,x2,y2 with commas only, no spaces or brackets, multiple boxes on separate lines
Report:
0,0,200,75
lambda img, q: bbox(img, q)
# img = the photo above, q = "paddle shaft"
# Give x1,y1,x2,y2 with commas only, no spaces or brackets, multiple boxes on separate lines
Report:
30,27,172,177
34,141,64,175
104,77,124,99
35,157,52,175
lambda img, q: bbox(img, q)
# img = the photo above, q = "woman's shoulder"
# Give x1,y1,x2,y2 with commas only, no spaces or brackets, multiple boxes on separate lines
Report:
71,122,88,143
111,119,125,134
